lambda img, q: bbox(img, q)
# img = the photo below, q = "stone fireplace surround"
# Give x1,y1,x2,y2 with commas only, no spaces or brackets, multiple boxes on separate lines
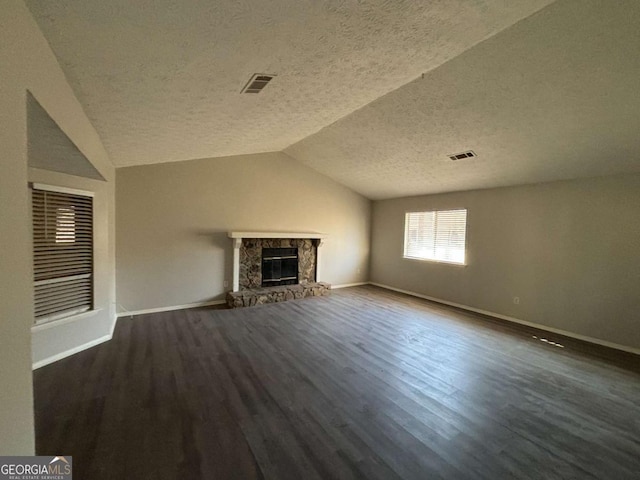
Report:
241,238,315,289
228,231,327,292
227,231,331,307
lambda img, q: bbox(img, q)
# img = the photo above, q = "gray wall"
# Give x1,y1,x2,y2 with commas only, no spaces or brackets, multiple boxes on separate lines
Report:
0,0,115,453
371,174,640,351
116,152,371,312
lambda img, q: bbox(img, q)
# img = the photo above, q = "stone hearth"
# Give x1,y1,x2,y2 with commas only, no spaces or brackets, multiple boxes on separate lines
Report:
226,282,331,308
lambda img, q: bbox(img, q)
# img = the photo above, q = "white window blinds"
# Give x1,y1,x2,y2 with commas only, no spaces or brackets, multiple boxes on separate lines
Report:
32,186,93,323
404,209,467,265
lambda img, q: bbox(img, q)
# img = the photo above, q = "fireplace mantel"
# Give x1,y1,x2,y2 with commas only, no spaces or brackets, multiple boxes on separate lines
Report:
228,231,327,239
228,231,327,292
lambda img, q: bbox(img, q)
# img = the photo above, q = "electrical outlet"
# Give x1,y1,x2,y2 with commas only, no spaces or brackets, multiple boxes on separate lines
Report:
223,280,229,288
513,297,520,305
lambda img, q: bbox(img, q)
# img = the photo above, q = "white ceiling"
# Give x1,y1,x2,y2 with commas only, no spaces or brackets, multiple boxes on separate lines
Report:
25,0,640,199
25,0,553,169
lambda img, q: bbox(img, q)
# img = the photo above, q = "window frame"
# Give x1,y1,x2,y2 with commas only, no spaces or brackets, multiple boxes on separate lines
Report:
403,208,468,266
31,183,95,325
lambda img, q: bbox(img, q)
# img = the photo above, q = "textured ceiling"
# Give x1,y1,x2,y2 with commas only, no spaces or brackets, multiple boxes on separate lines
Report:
25,0,554,168
286,0,640,198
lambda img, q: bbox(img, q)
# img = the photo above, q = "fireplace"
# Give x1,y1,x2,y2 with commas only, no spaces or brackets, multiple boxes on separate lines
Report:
236,238,316,290
227,231,331,307
261,247,298,287
228,231,327,292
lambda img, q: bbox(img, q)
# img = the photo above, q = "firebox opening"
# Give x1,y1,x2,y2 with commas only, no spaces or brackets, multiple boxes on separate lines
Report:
261,247,298,287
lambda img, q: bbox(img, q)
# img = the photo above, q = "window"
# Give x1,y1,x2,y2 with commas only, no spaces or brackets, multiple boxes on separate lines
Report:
404,209,467,265
31,184,94,324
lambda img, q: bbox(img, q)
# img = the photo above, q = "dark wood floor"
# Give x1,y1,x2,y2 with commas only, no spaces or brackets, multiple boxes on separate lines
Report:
34,286,640,479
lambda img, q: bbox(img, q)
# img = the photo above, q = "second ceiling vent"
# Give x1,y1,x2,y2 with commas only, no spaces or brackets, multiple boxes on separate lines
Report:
448,150,476,161
241,74,275,94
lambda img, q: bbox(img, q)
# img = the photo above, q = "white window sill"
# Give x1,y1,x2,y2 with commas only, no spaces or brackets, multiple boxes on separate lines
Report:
403,256,467,267
31,308,103,333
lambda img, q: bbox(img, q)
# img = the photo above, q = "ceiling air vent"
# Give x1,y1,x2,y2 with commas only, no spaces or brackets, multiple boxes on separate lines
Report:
241,74,275,94
448,150,476,161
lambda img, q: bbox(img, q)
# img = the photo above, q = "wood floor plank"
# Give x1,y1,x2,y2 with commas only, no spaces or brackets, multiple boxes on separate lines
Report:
33,285,640,479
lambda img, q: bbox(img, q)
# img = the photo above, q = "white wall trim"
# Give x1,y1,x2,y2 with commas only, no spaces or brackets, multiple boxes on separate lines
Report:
332,282,369,289
369,282,640,356
32,333,112,370
31,182,95,197
31,308,103,332
116,300,226,318
228,231,327,239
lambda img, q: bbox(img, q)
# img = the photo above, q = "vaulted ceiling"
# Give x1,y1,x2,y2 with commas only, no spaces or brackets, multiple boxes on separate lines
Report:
26,0,640,199
287,0,640,198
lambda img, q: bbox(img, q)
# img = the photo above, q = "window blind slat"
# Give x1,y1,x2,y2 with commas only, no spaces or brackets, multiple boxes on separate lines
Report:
32,187,93,323
34,286,92,316
34,291,92,308
34,273,91,287
35,286,92,302
34,266,92,281
33,255,93,264
35,302,91,319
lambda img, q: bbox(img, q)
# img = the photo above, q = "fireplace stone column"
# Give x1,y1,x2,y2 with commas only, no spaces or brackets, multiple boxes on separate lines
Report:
315,238,325,283
232,237,242,292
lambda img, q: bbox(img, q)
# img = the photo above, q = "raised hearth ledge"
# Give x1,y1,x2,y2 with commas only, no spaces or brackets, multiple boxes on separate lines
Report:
228,231,327,292
227,282,331,308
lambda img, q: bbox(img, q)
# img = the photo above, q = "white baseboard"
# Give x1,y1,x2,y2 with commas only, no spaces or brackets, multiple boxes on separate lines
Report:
116,299,226,318
32,333,112,370
369,282,640,356
332,282,369,289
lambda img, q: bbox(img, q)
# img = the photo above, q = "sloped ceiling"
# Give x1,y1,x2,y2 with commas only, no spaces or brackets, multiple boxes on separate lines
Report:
25,0,640,199
25,0,554,169
287,0,640,198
